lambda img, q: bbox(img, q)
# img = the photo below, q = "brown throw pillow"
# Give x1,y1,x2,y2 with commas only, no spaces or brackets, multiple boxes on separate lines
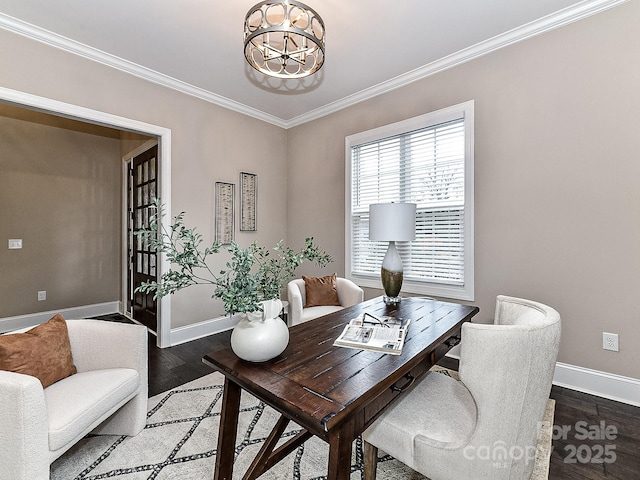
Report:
0,313,77,388
303,274,341,307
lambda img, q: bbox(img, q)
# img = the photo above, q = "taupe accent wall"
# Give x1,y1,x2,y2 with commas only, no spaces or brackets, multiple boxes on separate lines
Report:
0,1,638,378
0,104,122,318
286,2,640,378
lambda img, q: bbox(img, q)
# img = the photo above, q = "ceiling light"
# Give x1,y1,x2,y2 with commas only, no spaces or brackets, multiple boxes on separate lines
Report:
244,0,325,79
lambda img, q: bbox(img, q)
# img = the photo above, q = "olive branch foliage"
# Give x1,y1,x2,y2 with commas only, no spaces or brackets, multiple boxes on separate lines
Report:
135,199,332,315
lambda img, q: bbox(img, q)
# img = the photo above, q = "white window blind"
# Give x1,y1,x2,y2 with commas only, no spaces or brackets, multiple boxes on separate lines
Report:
346,101,474,300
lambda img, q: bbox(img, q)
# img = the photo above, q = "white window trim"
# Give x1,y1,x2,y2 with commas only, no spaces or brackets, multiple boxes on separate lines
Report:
345,100,474,301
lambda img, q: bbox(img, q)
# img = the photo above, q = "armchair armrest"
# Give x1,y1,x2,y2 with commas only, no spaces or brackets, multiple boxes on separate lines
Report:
66,320,147,377
336,278,364,307
287,281,304,326
65,320,149,437
0,371,49,480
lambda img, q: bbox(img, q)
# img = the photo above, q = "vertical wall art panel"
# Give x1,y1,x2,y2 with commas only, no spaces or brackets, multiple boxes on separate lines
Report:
215,182,235,244
240,172,257,232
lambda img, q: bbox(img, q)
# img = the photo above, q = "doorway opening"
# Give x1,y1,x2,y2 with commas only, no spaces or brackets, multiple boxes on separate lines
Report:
0,86,173,347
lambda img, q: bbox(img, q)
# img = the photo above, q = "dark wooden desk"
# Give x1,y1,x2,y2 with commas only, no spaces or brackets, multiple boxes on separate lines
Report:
203,296,479,480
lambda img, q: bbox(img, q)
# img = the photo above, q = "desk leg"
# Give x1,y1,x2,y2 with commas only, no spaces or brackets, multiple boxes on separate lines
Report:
214,377,241,480
327,418,356,480
363,440,379,480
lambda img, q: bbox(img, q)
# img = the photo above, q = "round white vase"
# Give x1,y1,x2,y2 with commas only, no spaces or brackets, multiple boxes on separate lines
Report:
230,299,289,362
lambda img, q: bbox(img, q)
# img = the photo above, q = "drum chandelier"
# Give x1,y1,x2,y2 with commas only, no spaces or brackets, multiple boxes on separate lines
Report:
243,0,325,79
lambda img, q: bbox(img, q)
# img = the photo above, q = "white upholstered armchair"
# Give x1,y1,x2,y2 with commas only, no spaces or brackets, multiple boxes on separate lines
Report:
287,276,364,326
0,319,148,480
363,295,561,480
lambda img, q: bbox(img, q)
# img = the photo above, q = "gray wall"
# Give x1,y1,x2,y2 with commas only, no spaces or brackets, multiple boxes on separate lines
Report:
0,104,122,317
286,1,640,379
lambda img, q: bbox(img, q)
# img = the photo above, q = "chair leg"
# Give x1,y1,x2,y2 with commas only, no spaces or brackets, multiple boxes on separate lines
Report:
363,440,378,480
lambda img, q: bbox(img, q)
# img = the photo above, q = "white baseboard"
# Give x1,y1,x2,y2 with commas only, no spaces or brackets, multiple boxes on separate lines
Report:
169,313,240,346
553,362,640,407
0,301,121,333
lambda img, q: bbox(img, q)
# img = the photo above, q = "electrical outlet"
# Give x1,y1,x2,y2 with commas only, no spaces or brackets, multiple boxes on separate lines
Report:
37,290,46,301
602,332,619,352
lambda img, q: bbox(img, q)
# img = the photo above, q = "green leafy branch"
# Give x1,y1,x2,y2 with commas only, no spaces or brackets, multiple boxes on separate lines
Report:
135,199,333,315
135,200,222,298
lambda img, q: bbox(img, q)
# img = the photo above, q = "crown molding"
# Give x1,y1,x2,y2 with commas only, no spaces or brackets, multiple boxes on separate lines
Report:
285,0,629,128
0,12,288,129
0,0,628,130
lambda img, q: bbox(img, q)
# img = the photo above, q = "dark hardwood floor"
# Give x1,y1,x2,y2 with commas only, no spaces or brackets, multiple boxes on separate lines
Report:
146,328,233,396
98,314,640,479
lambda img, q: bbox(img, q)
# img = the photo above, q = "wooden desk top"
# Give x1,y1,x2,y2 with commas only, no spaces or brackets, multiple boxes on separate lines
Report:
203,296,479,441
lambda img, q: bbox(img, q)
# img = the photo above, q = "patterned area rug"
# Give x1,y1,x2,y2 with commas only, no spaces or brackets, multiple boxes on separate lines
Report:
51,368,553,480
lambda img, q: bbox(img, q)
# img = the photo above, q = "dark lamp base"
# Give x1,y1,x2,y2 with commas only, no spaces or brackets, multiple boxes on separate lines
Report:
380,241,404,305
381,268,403,298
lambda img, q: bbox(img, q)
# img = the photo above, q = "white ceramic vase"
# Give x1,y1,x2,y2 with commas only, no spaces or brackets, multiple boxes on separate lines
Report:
230,298,289,362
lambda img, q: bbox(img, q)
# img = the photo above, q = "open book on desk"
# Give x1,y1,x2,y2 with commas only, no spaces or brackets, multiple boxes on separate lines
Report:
333,313,411,355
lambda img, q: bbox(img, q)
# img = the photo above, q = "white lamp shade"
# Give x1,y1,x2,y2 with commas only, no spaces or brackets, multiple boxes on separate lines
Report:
369,203,417,241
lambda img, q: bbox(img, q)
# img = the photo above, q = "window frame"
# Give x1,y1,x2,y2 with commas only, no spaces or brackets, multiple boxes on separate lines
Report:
344,100,474,301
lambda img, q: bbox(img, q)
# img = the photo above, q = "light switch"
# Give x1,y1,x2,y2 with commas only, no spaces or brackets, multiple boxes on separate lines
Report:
8,239,22,249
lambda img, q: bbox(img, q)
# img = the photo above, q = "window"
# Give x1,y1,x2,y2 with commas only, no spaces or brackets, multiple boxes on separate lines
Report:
345,101,474,300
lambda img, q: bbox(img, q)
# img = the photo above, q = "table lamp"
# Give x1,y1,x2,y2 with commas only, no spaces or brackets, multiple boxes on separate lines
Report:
369,202,417,304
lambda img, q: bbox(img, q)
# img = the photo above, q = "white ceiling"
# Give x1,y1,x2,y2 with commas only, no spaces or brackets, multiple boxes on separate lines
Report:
0,0,625,127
